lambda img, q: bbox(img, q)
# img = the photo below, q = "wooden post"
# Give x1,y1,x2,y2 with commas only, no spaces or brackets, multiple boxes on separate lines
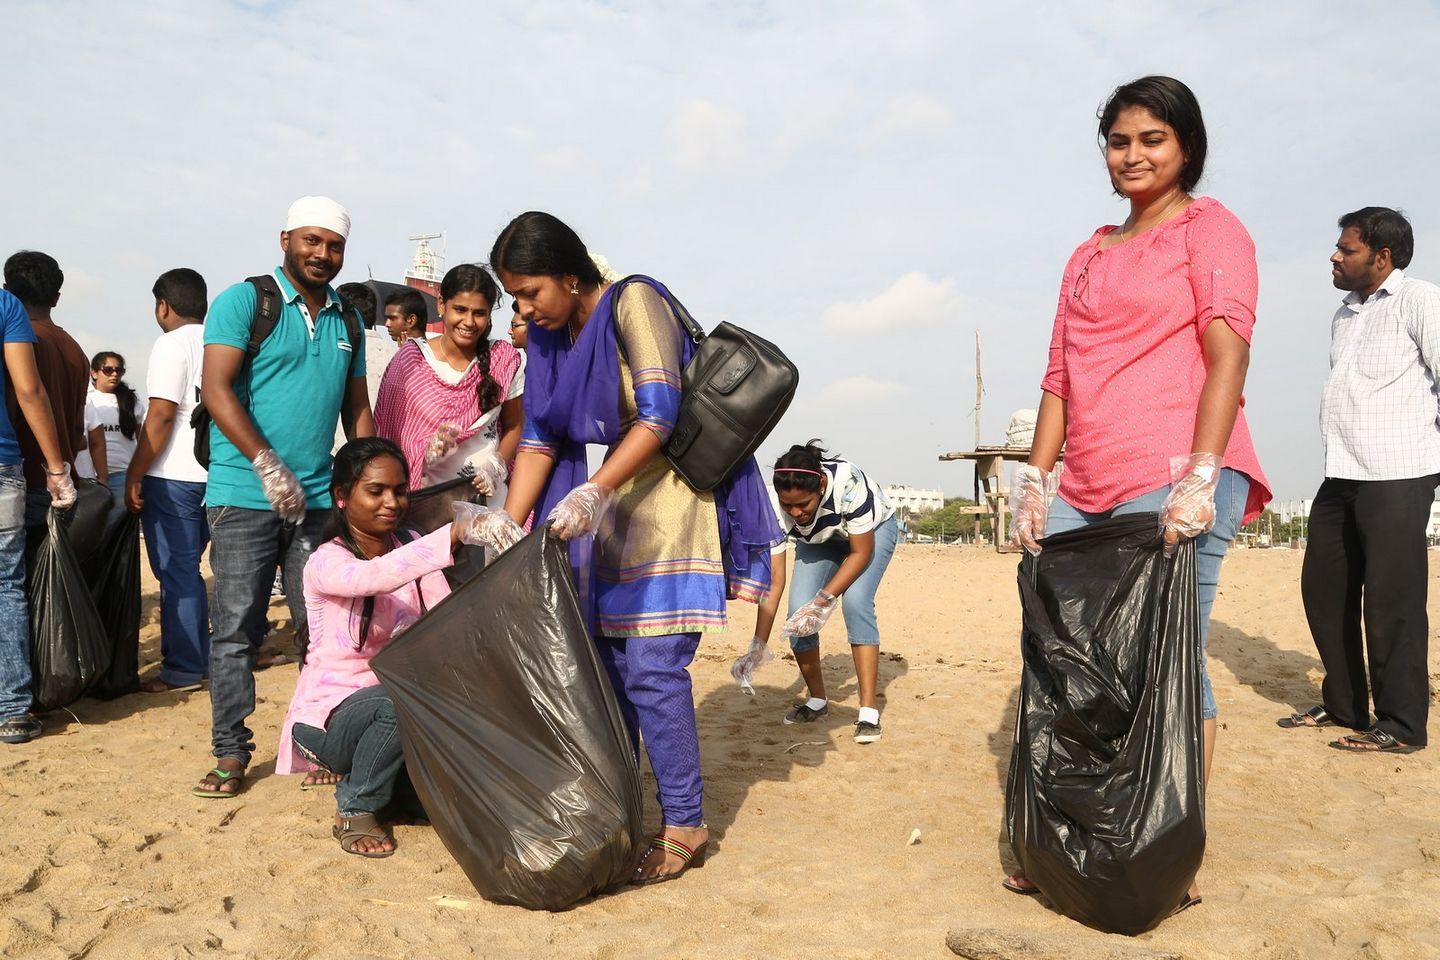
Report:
974,330,983,540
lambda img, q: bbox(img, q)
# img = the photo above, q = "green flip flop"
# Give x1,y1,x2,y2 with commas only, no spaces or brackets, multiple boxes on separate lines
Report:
192,767,245,798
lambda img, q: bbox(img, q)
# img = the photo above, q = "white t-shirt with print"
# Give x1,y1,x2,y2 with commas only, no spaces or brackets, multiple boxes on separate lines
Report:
83,388,145,476
145,324,207,483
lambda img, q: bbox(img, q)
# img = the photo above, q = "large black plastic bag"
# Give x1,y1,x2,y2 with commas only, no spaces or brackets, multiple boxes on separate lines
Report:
372,529,644,910
27,509,112,711
88,512,142,699
1005,513,1204,934
407,476,485,586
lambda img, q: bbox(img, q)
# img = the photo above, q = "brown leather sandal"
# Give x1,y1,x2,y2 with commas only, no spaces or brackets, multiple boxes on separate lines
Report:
333,813,396,858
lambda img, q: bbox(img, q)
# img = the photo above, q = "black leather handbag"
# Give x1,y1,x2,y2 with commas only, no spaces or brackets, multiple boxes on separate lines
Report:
614,276,799,492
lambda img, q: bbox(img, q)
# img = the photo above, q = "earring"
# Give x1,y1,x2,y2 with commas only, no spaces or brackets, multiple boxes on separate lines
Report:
337,500,346,509
570,281,580,295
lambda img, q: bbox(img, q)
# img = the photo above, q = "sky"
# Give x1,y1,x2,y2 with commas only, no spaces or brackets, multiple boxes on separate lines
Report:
3,0,1439,502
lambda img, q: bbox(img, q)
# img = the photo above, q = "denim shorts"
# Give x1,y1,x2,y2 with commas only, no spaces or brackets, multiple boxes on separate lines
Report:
1044,468,1250,720
787,515,900,653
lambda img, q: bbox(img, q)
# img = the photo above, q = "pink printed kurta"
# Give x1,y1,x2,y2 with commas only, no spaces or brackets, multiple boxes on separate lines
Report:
1041,197,1271,523
276,526,454,774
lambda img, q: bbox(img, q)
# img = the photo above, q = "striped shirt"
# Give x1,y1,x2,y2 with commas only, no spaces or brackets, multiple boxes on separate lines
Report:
781,459,893,544
1320,269,1440,481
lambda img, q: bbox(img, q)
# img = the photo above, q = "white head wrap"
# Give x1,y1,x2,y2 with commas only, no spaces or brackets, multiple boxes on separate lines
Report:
284,196,351,239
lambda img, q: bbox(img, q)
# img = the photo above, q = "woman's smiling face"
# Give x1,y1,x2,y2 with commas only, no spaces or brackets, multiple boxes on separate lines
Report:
439,290,493,354
1104,106,1187,201
342,455,409,539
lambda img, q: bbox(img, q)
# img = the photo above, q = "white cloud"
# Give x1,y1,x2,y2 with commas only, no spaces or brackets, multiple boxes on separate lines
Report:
821,272,964,332
870,92,954,140
670,99,745,172
816,375,904,406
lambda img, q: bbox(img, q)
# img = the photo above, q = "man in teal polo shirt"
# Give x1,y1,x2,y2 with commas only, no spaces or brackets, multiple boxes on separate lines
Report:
194,196,374,798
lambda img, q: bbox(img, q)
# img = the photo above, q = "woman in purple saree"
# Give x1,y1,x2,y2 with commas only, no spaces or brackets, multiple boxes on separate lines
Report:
478,212,783,885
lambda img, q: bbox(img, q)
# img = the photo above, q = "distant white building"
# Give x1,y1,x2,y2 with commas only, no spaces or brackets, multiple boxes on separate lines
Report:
1430,502,1440,540
884,484,945,515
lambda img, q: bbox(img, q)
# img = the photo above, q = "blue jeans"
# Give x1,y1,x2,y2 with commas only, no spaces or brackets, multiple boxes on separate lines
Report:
1045,469,1251,720
787,515,901,652
292,684,405,817
0,464,31,719
206,505,326,765
141,477,210,685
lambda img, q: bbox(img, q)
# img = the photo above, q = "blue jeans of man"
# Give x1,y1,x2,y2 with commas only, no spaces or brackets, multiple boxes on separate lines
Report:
206,505,326,766
787,515,901,652
141,477,210,686
596,632,705,827
291,684,405,817
1044,468,1252,720
0,464,32,720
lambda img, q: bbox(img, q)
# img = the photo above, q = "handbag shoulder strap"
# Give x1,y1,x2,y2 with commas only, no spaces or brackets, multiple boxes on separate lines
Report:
611,275,706,350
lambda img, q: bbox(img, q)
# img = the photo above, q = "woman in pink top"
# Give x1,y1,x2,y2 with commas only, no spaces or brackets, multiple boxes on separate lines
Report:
374,264,524,498
277,437,487,858
1005,76,1271,908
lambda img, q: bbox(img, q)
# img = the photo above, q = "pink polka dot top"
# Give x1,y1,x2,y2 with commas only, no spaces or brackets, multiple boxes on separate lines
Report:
1040,197,1271,523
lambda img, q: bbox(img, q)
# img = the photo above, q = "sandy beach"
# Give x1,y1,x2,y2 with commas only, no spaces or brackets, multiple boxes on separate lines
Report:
2,543,1438,960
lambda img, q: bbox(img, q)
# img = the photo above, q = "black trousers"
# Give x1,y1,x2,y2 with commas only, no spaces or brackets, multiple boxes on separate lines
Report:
1300,474,1437,745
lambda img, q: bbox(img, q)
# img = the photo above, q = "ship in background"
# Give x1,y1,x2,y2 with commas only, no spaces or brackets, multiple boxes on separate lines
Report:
404,232,444,333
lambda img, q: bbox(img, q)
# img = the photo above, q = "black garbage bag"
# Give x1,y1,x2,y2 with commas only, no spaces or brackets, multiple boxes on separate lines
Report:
407,476,485,587
26,508,112,712
25,477,110,567
1004,513,1204,935
88,512,142,699
371,529,644,911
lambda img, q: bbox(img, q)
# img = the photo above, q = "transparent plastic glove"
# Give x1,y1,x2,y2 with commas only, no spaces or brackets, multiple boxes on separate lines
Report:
251,447,305,523
781,590,838,640
547,482,616,541
452,501,526,555
1009,463,1061,556
468,448,509,497
1159,453,1222,557
730,636,774,696
45,463,76,509
423,422,462,476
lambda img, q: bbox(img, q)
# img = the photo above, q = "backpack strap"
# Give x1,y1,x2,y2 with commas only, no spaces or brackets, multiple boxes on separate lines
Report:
244,274,284,358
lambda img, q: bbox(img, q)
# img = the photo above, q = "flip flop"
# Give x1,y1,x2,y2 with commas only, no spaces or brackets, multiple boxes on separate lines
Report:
1329,728,1423,754
192,767,245,798
1276,705,1335,729
1001,875,1041,895
1171,893,1203,916
630,834,708,886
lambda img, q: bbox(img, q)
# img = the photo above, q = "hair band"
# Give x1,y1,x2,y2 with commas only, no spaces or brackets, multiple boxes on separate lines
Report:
774,467,824,478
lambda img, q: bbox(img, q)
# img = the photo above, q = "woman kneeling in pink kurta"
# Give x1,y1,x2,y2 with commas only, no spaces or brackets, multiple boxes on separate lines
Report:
277,437,487,858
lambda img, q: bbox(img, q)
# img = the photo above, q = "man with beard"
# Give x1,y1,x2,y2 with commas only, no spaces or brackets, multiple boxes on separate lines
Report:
1281,207,1440,754
194,197,373,797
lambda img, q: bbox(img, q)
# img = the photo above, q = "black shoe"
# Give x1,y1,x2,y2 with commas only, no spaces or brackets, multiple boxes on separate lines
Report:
0,715,41,744
783,702,829,725
854,720,883,744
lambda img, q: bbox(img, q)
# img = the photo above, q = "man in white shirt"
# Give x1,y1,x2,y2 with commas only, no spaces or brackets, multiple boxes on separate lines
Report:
1287,208,1439,753
125,268,211,694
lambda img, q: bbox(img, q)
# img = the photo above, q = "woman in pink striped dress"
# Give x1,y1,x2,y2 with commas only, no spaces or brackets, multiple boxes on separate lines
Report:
373,264,525,504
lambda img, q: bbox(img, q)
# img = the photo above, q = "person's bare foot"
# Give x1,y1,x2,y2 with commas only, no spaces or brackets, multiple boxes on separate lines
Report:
193,757,245,796
302,770,340,788
140,677,201,694
1002,873,1039,893
632,824,708,883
